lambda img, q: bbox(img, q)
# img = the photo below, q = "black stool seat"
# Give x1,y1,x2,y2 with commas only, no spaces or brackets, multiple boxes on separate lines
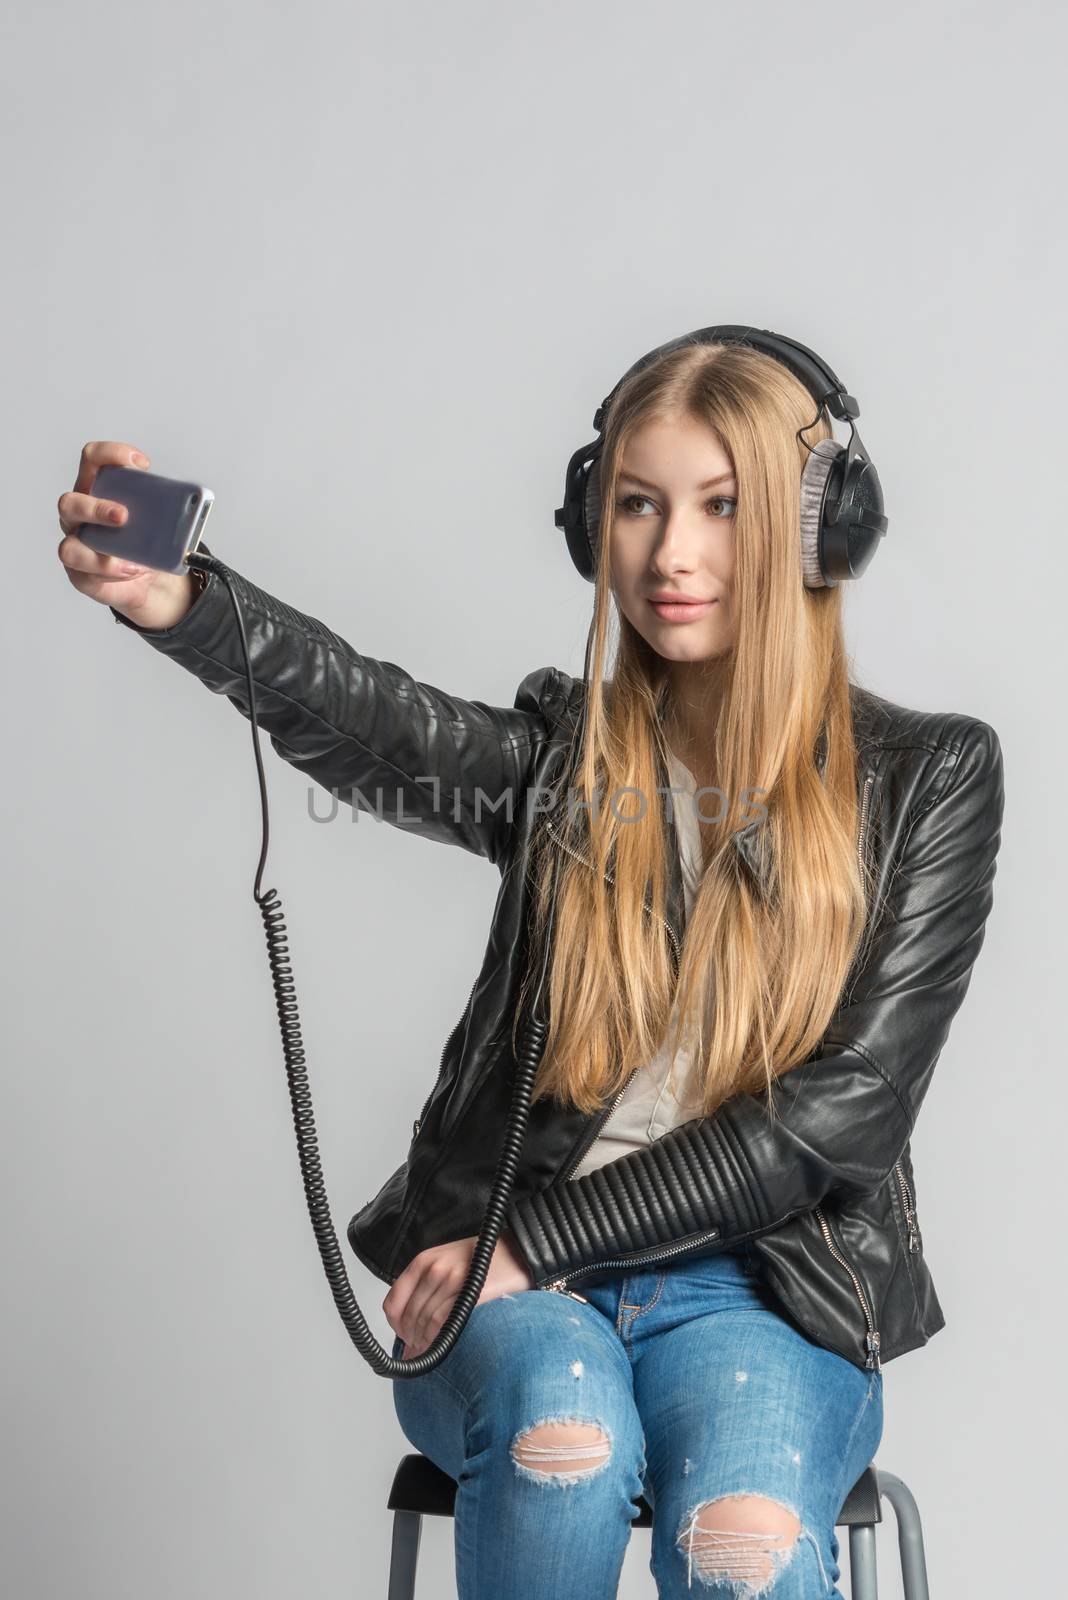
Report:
387,1451,883,1530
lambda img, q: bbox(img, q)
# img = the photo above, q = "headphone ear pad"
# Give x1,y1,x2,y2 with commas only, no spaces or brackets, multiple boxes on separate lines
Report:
799,438,842,589
578,453,603,582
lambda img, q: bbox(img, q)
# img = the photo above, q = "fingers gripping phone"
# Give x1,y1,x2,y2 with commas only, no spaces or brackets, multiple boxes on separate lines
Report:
78,465,214,574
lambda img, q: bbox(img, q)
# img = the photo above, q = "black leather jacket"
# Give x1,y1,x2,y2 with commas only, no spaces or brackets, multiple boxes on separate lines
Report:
111,547,1006,1375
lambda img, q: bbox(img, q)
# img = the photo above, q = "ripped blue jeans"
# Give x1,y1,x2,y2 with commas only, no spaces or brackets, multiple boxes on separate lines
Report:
390,1241,883,1598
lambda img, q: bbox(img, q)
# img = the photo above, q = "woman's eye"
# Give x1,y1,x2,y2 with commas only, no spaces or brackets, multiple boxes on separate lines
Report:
615,494,736,518
706,496,736,518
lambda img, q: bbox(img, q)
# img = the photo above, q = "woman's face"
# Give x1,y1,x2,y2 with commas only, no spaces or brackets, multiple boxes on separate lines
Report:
608,413,737,665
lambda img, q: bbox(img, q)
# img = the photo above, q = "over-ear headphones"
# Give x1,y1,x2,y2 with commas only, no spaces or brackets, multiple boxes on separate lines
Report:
554,324,888,589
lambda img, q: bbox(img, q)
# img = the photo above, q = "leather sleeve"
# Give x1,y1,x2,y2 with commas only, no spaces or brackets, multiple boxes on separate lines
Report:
109,543,555,867
506,719,1005,1288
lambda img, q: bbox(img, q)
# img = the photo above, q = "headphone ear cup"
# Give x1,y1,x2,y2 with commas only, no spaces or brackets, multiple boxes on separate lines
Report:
799,437,842,589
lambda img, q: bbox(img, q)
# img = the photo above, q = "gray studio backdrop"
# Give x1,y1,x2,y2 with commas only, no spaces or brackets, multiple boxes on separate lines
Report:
4,2,1063,1596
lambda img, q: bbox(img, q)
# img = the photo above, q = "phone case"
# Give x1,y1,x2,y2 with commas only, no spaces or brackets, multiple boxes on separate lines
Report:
78,466,214,575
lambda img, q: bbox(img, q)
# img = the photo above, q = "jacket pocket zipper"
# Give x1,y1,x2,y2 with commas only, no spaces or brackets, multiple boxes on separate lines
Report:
893,1158,921,1253
812,1205,882,1372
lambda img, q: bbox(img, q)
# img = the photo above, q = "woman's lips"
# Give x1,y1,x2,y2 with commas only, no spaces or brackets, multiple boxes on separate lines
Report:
648,598,717,623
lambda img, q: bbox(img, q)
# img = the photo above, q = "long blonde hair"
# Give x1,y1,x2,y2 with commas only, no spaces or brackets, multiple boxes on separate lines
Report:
513,339,873,1120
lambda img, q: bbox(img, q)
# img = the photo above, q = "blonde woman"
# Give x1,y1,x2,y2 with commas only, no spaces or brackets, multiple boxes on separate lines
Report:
59,331,1004,1598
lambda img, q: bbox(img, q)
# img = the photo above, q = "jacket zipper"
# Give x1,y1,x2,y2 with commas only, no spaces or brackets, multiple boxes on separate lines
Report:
857,768,875,873
544,1225,724,1299
811,1205,882,1372
893,1158,921,1253
812,765,883,1372
410,972,480,1142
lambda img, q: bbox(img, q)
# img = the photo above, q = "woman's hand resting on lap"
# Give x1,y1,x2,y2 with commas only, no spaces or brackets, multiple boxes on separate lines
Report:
384,1228,534,1358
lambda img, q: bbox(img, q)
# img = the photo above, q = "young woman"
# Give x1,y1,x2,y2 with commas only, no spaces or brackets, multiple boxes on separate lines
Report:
59,331,1005,1598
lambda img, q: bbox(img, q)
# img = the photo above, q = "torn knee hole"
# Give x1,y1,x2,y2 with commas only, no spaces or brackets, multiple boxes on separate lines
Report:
510,1418,612,1484
677,1493,802,1596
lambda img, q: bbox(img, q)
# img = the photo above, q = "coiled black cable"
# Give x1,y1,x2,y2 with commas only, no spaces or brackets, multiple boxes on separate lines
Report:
183,548,576,1378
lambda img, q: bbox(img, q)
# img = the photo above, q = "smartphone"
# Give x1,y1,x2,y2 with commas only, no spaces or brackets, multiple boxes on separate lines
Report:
78,466,214,575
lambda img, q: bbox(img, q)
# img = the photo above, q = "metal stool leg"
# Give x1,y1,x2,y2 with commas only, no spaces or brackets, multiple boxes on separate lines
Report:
387,1509,422,1600
848,1522,880,1600
877,1471,930,1600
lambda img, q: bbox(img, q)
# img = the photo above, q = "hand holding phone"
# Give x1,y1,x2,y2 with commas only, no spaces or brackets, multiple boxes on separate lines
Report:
57,441,214,631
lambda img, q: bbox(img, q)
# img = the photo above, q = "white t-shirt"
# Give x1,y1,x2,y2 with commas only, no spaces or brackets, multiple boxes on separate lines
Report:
572,748,709,1181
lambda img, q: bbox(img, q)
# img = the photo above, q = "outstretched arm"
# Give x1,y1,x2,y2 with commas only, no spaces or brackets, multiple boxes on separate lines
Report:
506,719,1005,1287
110,542,560,866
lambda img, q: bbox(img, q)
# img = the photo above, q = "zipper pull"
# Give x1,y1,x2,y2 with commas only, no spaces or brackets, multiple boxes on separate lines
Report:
545,1278,589,1303
411,1119,421,1140
865,1331,882,1373
904,1208,920,1253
